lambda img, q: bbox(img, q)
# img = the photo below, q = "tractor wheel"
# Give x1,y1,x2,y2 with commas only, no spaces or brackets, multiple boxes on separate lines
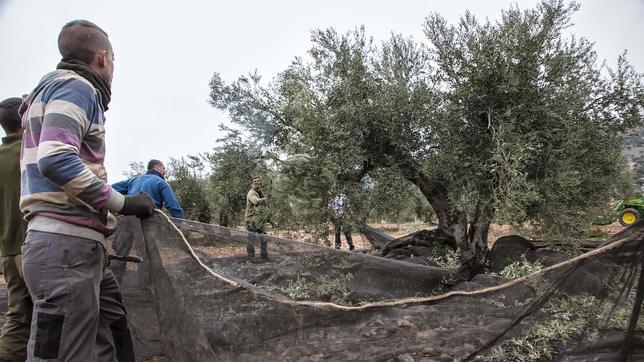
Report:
618,208,640,226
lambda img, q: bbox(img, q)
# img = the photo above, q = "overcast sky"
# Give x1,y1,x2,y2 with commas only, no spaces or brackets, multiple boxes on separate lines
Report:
1,0,642,181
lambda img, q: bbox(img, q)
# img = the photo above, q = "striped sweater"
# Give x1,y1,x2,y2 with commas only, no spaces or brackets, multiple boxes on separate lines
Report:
19,69,125,242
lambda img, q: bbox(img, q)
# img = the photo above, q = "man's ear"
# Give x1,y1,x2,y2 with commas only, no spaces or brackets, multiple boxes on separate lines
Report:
96,50,107,68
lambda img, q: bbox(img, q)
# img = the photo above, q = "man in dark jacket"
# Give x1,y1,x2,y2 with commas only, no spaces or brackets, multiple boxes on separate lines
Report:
0,97,32,360
112,159,185,219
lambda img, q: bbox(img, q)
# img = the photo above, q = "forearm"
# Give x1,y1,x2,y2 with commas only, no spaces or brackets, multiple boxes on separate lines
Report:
161,184,185,218
248,194,268,206
111,179,130,195
37,151,124,212
167,206,185,219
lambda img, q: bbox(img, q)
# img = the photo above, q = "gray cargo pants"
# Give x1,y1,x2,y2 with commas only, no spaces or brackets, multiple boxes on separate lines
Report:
21,231,134,361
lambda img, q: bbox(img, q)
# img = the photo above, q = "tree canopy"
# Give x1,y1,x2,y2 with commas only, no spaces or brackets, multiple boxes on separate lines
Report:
210,0,643,270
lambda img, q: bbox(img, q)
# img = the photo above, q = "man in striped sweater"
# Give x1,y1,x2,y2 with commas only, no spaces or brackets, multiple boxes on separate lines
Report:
19,20,155,361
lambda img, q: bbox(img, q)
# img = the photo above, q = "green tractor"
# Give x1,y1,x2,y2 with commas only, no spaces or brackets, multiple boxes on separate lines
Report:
612,197,644,226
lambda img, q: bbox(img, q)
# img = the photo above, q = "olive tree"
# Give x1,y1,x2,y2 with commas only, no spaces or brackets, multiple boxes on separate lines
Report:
209,0,643,272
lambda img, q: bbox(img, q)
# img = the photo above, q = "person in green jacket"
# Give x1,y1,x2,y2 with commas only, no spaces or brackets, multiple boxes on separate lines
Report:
245,177,271,259
0,97,32,361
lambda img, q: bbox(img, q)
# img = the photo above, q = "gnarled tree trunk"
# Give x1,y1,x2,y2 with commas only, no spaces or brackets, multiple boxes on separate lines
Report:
398,160,491,277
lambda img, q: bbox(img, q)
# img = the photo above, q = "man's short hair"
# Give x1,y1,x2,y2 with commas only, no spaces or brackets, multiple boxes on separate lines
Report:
148,159,163,171
58,20,111,64
251,177,261,183
0,97,23,134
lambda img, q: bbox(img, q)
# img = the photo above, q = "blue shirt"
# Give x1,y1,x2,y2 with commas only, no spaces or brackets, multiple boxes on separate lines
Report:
112,170,185,218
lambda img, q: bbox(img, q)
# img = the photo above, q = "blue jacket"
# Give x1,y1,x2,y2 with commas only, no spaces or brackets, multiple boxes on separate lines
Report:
112,170,185,218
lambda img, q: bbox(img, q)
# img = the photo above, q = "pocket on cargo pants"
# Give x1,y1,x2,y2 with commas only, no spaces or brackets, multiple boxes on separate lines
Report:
33,310,64,359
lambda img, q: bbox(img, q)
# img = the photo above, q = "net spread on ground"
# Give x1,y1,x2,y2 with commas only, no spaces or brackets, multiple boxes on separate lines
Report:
106,213,644,361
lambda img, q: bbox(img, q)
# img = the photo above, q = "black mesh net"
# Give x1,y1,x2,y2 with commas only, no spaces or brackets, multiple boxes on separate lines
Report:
112,214,643,361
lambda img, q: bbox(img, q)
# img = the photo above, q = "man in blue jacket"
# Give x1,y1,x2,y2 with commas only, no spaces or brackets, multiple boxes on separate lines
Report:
110,159,184,284
112,159,185,219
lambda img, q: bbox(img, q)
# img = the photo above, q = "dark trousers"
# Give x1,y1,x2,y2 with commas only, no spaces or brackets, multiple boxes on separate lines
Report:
246,221,268,258
333,218,354,250
21,231,135,361
0,255,32,361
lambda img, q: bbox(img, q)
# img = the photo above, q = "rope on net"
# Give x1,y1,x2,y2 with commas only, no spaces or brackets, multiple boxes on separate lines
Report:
157,210,638,311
